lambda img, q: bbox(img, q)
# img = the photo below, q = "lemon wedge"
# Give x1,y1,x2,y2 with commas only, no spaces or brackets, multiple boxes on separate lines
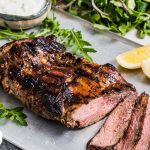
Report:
116,45,150,69
142,59,150,79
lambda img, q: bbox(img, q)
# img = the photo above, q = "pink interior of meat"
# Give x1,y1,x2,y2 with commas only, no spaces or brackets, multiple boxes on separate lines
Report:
70,93,125,128
88,93,136,148
115,107,140,150
135,98,150,150
71,97,104,127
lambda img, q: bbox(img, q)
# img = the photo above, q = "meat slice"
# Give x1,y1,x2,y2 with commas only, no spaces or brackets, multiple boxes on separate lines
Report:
87,90,137,149
115,93,149,150
65,83,136,128
135,93,150,150
0,36,134,128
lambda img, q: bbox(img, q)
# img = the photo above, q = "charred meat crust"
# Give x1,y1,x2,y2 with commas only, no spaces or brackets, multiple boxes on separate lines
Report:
0,36,75,115
100,83,135,95
0,36,136,128
88,146,114,150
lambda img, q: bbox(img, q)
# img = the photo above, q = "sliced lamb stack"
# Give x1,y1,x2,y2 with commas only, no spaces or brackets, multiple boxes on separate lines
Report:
115,93,150,150
0,36,134,128
87,90,137,149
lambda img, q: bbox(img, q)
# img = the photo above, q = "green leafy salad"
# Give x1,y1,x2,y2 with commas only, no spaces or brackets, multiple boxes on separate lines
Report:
54,0,150,38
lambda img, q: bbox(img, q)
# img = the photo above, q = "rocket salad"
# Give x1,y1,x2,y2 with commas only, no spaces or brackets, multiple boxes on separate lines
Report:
54,0,150,38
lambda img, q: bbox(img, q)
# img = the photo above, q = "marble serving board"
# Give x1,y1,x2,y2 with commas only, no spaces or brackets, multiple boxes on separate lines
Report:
0,9,150,150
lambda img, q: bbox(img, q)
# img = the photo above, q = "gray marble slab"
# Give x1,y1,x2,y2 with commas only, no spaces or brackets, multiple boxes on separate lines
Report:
0,10,149,150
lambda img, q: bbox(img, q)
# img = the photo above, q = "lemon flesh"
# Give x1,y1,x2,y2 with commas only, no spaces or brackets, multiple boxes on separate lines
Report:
116,45,150,69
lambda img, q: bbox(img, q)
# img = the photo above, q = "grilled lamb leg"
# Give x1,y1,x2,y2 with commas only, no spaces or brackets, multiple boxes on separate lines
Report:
115,93,149,150
87,90,137,149
0,36,134,128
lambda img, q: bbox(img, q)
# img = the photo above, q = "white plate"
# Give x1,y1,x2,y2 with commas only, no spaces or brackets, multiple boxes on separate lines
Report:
0,10,150,150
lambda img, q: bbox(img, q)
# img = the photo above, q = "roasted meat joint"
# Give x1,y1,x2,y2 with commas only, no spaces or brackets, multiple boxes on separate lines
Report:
0,35,133,128
0,35,150,150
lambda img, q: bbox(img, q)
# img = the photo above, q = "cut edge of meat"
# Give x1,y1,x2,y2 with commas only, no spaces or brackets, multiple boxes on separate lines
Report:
87,90,137,150
115,92,149,150
64,83,136,128
134,93,150,150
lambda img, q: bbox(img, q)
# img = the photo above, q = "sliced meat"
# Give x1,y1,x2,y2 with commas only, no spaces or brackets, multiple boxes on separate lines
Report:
115,92,149,150
66,83,136,128
0,35,134,128
134,93,150,150
87,90,137,150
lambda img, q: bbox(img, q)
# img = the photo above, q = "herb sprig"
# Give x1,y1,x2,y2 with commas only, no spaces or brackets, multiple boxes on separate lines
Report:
0,103,27,126
55,0,150,38
0,17,96,61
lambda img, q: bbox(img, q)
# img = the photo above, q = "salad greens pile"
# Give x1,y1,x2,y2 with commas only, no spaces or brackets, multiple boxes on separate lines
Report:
54,0,150,38
0,103,27,126
0,17,96,61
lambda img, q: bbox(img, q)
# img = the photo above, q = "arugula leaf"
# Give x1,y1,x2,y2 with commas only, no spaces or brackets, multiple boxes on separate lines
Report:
0,103,27,126
0,17,96,61
0,28,34,40
136,1,149,13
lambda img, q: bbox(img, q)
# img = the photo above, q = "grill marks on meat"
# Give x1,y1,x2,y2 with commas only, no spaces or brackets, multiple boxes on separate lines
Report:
0,36,75,116
0,35,134,128
115,93,149,150
87,91,137,150
97,63,126,89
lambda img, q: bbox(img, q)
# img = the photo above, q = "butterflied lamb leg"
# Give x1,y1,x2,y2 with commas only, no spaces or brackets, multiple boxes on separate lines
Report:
0,35,135,128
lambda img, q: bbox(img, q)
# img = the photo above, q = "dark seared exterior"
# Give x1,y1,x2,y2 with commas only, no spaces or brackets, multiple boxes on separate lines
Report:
0,36,132,128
